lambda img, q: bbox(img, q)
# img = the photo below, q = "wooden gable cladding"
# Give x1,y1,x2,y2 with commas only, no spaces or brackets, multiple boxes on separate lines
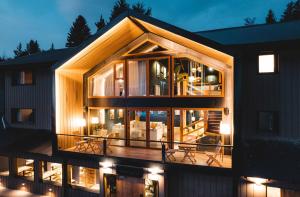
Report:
55,69,83,135
134,18,233,67
57,17,144,73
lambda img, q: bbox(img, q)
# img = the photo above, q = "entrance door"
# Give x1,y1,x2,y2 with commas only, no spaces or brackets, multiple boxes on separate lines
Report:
117,176,145,197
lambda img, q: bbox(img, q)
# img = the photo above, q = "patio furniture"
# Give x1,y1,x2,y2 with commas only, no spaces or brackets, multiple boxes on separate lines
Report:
43,168,60,181
161,140,177,161
73,131,86,152
106,132,120,153
18,166,33,176
179,144,197,164
205,141,223,167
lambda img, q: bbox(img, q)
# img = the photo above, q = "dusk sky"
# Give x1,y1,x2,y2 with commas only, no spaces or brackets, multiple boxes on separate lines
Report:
0,0,290,57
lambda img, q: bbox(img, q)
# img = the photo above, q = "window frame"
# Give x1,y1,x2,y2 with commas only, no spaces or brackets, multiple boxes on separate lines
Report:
88,60,126,98
11,69,35,86
257,52,279,75
172,56,225,98
257,111,279,134
126,56,171,98
11,108,35,124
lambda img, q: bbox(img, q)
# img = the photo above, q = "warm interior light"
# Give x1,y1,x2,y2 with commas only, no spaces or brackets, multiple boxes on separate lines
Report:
259,54,275,73
77,118,86,127
22,183,25,186
91,117,99,124
247,177,268,185
220,121,231,135
191,116,196,121
267,187,281,197
48,188,52,192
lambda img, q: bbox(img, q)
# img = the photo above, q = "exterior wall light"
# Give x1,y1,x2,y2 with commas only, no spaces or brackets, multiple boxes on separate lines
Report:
247,177,268,185
100,160,114,174
147,167,163,181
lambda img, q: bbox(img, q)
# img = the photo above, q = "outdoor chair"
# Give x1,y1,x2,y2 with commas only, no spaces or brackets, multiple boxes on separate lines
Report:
205,141,223,167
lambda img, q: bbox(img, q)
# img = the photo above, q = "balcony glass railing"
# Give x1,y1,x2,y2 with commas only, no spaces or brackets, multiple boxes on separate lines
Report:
57,134,232,168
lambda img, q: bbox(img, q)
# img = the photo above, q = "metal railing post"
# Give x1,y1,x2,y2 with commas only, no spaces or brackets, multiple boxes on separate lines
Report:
103,138,107,156
162,143,166,163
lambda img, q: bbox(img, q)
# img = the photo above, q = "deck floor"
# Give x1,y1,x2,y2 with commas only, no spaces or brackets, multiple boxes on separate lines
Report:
65,144,231,168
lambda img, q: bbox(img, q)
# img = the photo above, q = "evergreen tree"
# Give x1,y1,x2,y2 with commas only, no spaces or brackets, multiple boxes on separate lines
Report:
0,56,5,62
109,0,129,21
293,0,300,19
244,17,256,26
266,9,277,24
281,1,296,22
132,2,151,16
26,40,41,55
49,43,55,51
13,43,27,58
66,15,91,47
95,15,106,31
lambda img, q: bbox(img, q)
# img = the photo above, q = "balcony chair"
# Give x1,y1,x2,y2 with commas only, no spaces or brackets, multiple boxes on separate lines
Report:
73,131,86,152
161,140,177,161
205,141,223,167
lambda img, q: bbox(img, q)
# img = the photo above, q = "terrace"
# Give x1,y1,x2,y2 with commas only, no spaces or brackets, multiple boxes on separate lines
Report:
57,134,232,168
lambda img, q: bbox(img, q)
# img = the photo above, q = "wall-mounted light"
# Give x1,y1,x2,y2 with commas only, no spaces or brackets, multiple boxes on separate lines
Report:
247,177,268,185
77,118,86,127
22,183,25,186
147,167,163,181
100,160,114,174
48,188,53,192
191,116,196,121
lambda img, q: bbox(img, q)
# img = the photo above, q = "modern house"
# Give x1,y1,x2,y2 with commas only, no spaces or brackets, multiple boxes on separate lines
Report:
0,10,299,197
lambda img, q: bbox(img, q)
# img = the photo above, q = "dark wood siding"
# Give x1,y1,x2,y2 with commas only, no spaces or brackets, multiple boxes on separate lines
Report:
4,68,52,130
0,72,4,117
238,48,300,139
167,170,233,197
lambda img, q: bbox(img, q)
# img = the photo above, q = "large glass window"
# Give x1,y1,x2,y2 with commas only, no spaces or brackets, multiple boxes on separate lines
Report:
41,162,62,185
0,156,9,176
129,110,147,147
149,58,169,96
174,57,223,96
173,109,224,144
89,62,125,97
128,60,147,96
129,109,169,148
17,158,34,181
128,58,170,97
150,110,168,148
68,165,99,193
89,108,125,146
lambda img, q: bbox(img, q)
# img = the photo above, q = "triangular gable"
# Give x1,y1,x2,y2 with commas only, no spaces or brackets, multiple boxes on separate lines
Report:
54,10,233,74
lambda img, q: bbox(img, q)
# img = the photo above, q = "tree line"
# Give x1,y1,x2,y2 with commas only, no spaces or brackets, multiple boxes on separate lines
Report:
2,0,300,62
245,0,300,25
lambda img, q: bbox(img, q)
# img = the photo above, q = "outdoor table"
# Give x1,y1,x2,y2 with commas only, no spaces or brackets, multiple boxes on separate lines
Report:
178,144,197,164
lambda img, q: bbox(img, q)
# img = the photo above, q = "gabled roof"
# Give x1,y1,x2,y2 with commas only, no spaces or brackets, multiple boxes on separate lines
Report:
197,20,300,46
54,9,233,72
0,48,76,68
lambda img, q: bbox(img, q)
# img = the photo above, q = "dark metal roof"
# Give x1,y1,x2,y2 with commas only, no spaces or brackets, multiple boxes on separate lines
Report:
196,20,300,46
0,48,77,68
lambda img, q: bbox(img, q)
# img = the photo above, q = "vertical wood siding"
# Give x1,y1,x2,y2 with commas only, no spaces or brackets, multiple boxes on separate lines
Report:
167,170,233,197
239,48,300,139
4,69,52,130
0,72,4,116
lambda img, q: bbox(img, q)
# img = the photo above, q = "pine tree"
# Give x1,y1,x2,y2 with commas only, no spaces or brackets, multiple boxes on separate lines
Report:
132,2,151,16
109,0,130,22
26,40,41,55
293,0,300,19
95,15,106,31
244,17,256,26
13,43,27,58
0,56,5,62
49,43,55,51
266,9,277,24
281,1,296,22
66,15,91,47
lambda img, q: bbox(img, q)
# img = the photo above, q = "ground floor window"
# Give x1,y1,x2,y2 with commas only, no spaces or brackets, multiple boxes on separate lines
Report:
41,161,62,185
17,158,34,180
0,156,9,176
68,165,100,193
103,174,159,197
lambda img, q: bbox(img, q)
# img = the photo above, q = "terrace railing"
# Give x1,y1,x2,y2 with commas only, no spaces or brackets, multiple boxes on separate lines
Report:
56,134,232,168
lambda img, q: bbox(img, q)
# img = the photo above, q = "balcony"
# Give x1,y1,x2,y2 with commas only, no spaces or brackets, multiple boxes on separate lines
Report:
57,134,232,168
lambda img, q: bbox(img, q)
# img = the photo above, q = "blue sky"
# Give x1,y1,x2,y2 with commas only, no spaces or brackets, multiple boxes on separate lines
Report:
0,0,290,57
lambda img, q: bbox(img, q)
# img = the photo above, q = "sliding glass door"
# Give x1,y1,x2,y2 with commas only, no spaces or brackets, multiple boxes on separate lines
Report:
128,108,170,148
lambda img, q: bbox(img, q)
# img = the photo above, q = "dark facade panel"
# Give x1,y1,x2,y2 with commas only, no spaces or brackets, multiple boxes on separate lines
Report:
0,72,4,117
4,68,53,130
238,47,300,139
